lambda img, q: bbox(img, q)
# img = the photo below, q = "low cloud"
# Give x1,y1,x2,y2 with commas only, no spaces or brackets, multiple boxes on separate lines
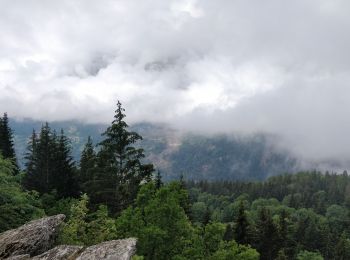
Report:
1,0,350,162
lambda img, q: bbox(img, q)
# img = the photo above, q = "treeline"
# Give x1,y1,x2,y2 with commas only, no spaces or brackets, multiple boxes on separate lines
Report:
20,101,154,214
187,173,350,259
187,171,350,213
1,105,350,259
0,102,154,228
0,104,260,259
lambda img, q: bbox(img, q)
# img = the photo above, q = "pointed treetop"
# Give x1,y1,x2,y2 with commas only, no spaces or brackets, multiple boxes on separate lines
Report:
113,100,126,125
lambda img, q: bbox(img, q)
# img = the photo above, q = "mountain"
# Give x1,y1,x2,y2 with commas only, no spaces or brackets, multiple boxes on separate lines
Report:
10,119,299,181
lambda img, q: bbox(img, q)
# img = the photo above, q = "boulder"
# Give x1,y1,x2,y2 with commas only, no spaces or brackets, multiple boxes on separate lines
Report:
31,245,83,260
0,215,137,260
0,215,65,259
76,239,137,260
5,255,30,260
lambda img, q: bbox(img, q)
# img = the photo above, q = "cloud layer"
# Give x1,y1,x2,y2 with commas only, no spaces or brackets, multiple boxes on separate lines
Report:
1,0,350,161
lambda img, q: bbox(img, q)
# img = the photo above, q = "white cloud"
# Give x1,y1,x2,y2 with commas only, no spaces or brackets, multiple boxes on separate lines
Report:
1,0,350,161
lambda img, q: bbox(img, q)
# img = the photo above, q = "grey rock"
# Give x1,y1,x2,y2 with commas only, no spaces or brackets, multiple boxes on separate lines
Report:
76,239,137,260
0,215,65,259
32,245,83,260
5,255,30,260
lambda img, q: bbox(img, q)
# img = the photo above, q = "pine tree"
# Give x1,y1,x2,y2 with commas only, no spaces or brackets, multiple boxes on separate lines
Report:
23,123,77,198
52,129,77,197
234,200,249,245
79,136,96,193
0,113,18,172
155,170,163,189
203,207,211,225
223,223,234,241
23,130,38,190
255,207,279,260
28,123,54,194
80,137,95,177
335,233,350,260
85,101,154,213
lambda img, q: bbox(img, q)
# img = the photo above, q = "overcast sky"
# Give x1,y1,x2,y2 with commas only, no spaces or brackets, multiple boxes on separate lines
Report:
1,0,350,161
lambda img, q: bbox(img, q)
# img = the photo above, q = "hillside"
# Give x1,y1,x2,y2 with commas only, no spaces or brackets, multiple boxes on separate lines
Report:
11,119,299,181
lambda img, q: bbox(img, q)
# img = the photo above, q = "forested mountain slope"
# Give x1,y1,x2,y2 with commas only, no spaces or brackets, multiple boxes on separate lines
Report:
11,120,298,181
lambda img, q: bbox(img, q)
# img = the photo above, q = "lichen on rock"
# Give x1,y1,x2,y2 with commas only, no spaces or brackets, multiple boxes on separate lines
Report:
0,215,65,259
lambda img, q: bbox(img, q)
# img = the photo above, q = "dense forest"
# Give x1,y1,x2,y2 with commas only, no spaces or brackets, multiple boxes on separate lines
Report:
1,104,350,259
10,120,299,181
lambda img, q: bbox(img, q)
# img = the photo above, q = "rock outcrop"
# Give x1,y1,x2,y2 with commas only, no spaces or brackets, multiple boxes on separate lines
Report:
76,239,137,260
0,215,137,260
5,256,30,260
0,215,65,259
31,245,83,260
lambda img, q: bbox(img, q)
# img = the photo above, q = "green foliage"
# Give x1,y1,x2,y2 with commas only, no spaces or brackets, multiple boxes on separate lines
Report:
335,233,350,260
296,250,324,260
83,101,154,214
223,224,234,241
187,172,350,259
40,191,78,217
254,207,280,260
116,182,193,259
79,136,96,192
203,222,226,255
0,113,18,171
59,193,89,245
85,205,117,245
154,170,163,189
23,124,77,198
209,241,259,260
234,200,249,245
5,110,350,259
0,155,44,232
132,256,145,260
59,194,116,246
191,202,207,224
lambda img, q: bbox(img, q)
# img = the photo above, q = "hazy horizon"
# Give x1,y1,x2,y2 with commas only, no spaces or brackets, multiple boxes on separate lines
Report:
2,0,350,162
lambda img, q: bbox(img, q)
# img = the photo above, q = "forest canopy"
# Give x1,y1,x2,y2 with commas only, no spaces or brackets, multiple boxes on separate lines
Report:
0,106,349,259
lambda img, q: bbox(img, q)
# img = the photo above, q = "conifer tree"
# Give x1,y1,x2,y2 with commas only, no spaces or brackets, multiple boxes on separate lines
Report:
234,200,249,245
85,101,154,213
29,123,54,193
23,130,38,190
52,129,77,197
223,223,234,241
23,123,77,198
335,233,350,260
80,137,95,176
255,207,279,260
203,207,211,225
0,113,18,172
155,170,163,189
278,209,288,248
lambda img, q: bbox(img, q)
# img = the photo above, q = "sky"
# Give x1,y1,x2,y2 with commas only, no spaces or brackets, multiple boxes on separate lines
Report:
1,0,350,161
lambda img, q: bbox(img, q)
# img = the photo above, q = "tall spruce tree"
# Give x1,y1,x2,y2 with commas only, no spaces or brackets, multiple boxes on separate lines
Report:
0,113,18,172
52,129,78,197
23,130,38,190
24,123,54,194
234,200,250,245
155,170,163,189
223,223,234,241
255,207,280,260
79,136,96,188
84,101,154,213
23,123,77,198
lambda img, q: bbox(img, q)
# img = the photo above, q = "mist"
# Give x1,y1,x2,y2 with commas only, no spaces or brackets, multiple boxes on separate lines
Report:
1,0,350,163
